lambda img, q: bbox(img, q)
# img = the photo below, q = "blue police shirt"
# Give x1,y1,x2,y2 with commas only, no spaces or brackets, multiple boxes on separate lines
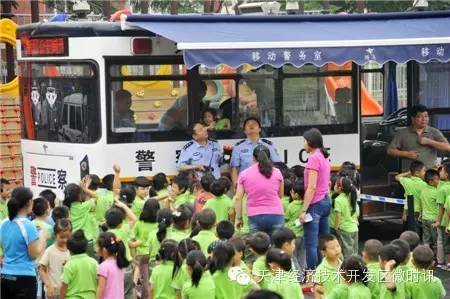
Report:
230,138,281,173
0,216,40,276
177,139,222,178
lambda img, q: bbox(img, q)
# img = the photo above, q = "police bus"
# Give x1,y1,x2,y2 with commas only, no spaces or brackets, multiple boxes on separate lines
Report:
17,11,450,219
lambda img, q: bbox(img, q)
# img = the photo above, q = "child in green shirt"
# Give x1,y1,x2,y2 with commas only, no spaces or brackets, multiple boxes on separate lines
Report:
436,163,450,268
272,227,302,282
192,209,218,256
286,179,306,270
228,236,251,274
151,172,170,208
248,232,272,289
378,244,406,299
169,174,194,209
61,230,98,299
420,169,440,255
266,248,304,299
147,208,174,263
166,205,192,243
150,239,181,299
172,239,201,297
282,179,293,213
32,197,54,247
204,178,233,222
333,176,359,258
329,255,371,299
362,239,383,299
95,168,121,224
312,234,342,298
406,245,446,299
182,250,216,299
132,176,151,218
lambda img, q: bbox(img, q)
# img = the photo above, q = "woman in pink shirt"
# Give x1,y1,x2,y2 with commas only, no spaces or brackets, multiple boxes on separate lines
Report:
235,145,284,236
299,128,331,269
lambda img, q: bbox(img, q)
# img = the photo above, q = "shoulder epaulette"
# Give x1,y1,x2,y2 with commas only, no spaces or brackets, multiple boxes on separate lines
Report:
235,139,246,146
261,138,273,145
208,138,218,143
183,141,194,150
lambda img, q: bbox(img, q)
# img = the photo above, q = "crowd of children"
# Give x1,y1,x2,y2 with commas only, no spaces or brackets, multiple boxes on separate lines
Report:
0,159,448,299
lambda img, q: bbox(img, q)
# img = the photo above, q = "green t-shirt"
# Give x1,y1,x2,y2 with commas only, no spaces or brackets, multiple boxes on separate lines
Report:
329,283,371,299
147,233,161,261
175,191,194,208
215,118,230,130
285,200,304,237
212,268,253,299
445,195,450,231
61,253,98,299
70,200,96,241
203,194,232,222
379,268,406,299
150,260,177,299
313,258,342,296
366,262,381,299
181,271,215,299
405,270,445,299
192,230,217,256
109,225,132,261
172,262,189,291
334,193,359,233
437,181,450,226
281,196,291,214
267,270,304,299
0,200,8,221
232,196,249,235
399,176,427,212
95,189,114,224
166,227,191,243
252,256,272,289
132,221,157,256
32,219,54,247
420,184,439,221
131,196,146,218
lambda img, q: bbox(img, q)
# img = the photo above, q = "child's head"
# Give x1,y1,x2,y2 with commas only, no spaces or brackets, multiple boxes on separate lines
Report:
391,239,410,265
291,165,305,180
379,244,402,269
412,245,434,270
245,290,282,299
439,162,450,180
340,255,369,286
362,239,383,264
156,208,174,243
202,108,217,125
105,207,126,229
228,236,246,266
283,178,293,197
88,174,101,191
134,176,151,199
216,220,235,240
248,232,271,256
32,197,50,218
140,198,160,223
334,176,358,215
200,174,215,193
172,174,190,195
152,172,168,191
101,174,115,191
39,189,56,209
410,160,426,178
51,206,69,222
186,250,207,287
67,229,88,255
399,230,420,252
218,177,232,193
290,179,305,200
172,205,192,230
272,227,296,255
266,248,292,272
97,232,130,269
424,169,440,186
209,241,235,274
119,185,136,207
319,234,342,261
210,179,228,197
54,218,72,247
178,238,200,260
62,183,82,208
157,239,181,271
197,208,216,230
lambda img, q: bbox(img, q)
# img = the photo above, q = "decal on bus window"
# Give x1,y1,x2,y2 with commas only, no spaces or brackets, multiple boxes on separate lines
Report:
30,166,68,190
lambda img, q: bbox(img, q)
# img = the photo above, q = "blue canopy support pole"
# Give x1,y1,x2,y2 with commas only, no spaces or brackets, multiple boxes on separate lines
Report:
386,62,399,116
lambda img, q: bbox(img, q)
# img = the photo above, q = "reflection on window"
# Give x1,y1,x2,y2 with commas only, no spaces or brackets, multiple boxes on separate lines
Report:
200,80,233,131
110,64,185,77
418,61,450,109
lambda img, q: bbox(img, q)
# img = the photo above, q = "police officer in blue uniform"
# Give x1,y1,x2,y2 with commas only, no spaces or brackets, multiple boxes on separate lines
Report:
177,123,222,179
230,117,281,186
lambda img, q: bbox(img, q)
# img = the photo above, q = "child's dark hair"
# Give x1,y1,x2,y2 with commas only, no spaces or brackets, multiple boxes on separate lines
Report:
228,236,246,256
209,241,235,274
399,231,420,252
410,160,425,175
98,232,130,269
390,239,410,264
210,179,228,197
337,176,358,215
283,178,293,197
339,161,361,190
105,207,126,230
340,255,368,285
424,169,439,184
379,244,403,267
245,290,282,299
134,176,151,188
442,162,450,178
291,165,305,180
67,229,88,255
248,232,271,255
156,239,182,278
32,197,49,217
156,208,174,243
140,198,160,223
88,174,101,191
319,234,338,251
186,250,207,287
272,227,296,249
218,177,232,193
172,205,192,230
363,239,383,262
291,179,305,199
412,245,434,270
173,173,190,193
266,248,292,272
52,206,69,222
200,174,215,193
178,238,201,260
119,185,136,207
39,189,56,209
54,218,72,235
8,187,33,220
152,172,168,191
198,208,216,230
62,183,82,208
101,174,115,191
216,220,235,240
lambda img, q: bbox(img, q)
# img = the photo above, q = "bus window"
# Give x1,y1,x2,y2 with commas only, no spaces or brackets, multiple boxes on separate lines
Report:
200,79,234,131
19,61,99,143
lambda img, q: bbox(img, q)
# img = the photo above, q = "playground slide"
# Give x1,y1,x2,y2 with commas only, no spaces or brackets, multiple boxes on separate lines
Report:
326,63,383,116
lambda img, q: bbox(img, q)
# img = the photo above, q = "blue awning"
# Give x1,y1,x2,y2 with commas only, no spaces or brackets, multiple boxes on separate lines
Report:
124,11,450,69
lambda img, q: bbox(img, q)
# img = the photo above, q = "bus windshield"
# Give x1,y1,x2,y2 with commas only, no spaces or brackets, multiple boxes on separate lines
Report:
19,61,100,143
